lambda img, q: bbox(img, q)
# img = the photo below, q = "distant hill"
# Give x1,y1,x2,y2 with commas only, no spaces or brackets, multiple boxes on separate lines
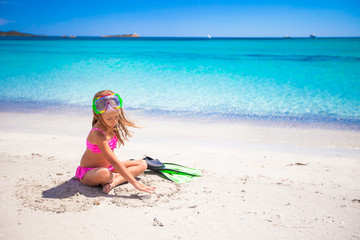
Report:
0,30,44,37
0,30,140,38
102,33,140,38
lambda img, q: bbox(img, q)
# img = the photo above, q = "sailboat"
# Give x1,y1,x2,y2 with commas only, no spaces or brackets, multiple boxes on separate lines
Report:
208,34,212,39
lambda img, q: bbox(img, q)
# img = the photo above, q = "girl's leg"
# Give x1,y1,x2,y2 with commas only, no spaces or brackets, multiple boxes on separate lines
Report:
103,160,148,193
80,167,114,187
80,160,147,193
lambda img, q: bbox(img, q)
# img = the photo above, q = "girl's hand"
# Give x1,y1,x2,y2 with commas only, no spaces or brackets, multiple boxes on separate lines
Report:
133,181,156,193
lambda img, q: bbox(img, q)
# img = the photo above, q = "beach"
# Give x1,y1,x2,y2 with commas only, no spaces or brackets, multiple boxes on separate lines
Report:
1,36,360,239
0,110,359,239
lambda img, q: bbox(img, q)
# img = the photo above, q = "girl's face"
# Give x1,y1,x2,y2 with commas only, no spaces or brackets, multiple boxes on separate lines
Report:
101,110,119,128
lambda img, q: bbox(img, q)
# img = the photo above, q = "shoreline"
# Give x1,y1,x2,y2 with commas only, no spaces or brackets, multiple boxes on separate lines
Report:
1,101,360,132
0,110,359,239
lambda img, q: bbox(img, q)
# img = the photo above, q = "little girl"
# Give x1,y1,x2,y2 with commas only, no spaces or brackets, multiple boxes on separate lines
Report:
75,90,155,194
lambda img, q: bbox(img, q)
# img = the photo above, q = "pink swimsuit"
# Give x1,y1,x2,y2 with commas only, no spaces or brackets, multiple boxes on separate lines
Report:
86,128,117,153
75,128,118,180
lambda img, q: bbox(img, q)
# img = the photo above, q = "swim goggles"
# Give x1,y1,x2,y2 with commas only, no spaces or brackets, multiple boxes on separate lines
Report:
92,93,123,114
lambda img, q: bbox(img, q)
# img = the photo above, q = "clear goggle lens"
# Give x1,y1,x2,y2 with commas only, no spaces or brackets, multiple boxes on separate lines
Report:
92,93,123,114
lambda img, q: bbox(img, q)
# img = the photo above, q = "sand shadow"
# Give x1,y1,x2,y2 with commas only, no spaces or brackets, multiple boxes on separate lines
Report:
42,178,106,199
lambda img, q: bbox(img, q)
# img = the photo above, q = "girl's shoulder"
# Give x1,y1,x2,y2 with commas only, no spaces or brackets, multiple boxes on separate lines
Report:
89,127,106,136
88,128,108,142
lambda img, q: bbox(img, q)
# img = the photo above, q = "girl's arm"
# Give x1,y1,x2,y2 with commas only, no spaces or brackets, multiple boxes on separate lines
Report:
95,133,155,193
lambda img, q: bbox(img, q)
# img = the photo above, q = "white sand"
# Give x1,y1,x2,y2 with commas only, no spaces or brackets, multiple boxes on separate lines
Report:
0,111,359,239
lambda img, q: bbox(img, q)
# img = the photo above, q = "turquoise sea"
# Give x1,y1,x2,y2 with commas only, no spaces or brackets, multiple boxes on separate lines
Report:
0,37,359,128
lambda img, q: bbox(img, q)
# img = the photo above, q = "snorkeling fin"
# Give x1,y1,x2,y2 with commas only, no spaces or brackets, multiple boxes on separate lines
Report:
143,156,165,170
156,169,195,184
161,163,202,176
143,156,202,183
143,156,202,176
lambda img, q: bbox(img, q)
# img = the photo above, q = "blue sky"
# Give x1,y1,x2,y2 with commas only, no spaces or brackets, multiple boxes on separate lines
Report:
1,0,360,37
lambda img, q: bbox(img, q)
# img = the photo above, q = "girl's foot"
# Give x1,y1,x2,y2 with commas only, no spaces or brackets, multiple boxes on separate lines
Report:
103,183,115,194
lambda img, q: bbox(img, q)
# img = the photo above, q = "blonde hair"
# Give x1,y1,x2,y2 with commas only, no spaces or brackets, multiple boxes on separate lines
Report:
92,90,138,146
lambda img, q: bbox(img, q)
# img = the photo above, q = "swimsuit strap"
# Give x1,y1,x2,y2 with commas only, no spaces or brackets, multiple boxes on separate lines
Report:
89,128,107,137
90,128,117,143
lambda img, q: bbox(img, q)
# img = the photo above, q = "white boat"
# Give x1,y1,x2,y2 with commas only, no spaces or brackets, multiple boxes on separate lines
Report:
208,34,212,39
309,33,316,38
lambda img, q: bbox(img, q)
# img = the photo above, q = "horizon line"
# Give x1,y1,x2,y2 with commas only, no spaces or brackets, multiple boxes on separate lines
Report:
1,35,360,38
